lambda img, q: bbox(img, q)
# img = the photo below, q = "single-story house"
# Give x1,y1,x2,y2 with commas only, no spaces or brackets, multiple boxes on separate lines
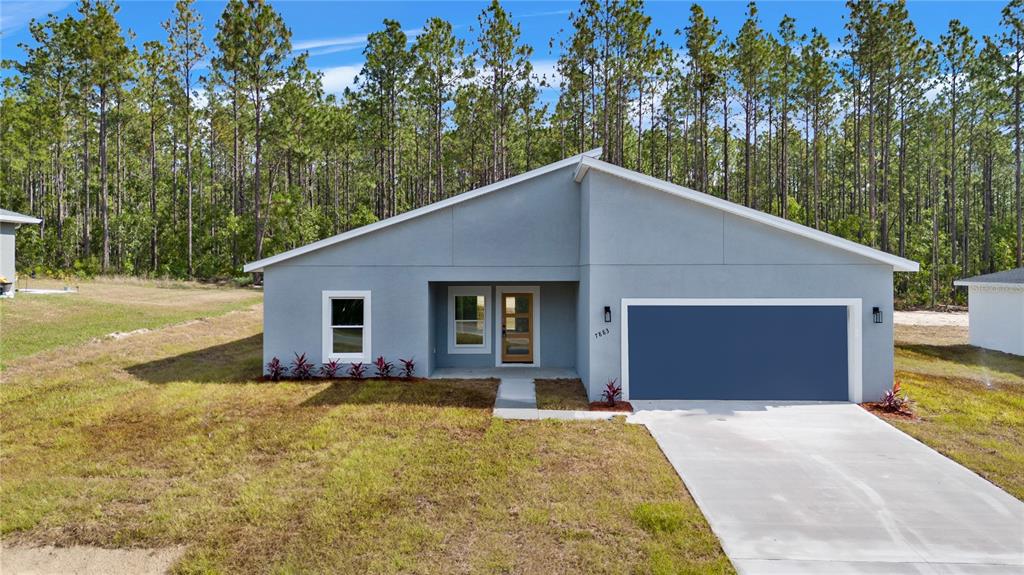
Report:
954,267,1024,356
0,208,41,298
245,150,919,402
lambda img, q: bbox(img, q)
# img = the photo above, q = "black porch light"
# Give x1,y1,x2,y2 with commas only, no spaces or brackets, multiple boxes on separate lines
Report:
873,306,883,324
603,306,612,323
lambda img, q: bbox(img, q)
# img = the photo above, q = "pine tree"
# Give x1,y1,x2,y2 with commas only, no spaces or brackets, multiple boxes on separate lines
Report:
164,0,206,277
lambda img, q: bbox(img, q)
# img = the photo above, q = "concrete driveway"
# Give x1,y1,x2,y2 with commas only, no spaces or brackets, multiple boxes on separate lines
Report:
628,401,1024,574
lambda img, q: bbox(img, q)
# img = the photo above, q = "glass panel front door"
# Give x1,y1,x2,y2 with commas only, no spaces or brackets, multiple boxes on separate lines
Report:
501,293,533,363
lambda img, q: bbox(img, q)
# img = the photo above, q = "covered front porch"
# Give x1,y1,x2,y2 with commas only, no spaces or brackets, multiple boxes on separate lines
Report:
427,281,578,376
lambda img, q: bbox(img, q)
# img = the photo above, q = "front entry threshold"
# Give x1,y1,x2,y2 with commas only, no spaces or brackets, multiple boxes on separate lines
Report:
429,367,578,380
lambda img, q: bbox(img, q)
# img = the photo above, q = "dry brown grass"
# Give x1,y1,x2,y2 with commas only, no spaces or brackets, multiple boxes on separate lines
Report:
0,277,260,365
535,379,592,411
1,290,732,574
895,323,969,346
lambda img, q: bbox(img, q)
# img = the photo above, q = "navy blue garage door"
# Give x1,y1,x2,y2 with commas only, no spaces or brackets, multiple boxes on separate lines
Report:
626,305,848,400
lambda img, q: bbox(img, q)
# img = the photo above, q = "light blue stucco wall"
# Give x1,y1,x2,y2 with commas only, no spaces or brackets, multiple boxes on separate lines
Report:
261,161,901,404
578,170,895,402
262,166,582,375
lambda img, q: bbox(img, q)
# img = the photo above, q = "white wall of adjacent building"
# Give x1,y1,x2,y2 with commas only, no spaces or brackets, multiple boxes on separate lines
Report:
968,286,1024,356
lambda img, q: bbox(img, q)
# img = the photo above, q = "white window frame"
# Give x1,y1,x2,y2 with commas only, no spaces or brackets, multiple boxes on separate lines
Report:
494,285,541,367
448,286,491,354
620,298,863,402
322,290,372,364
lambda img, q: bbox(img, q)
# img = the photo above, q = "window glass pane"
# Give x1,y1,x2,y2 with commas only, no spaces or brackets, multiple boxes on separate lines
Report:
455,295,484,321
455,319,485,345
332,327,363,353
515,296,529,313
505,336,530,355
331,298,363,326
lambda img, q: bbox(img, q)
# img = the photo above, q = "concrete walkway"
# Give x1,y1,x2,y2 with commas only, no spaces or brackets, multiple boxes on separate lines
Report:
492,377,615,420
430,367,613,420
1,544,185,574
493,377,539,419
628,401,1024,574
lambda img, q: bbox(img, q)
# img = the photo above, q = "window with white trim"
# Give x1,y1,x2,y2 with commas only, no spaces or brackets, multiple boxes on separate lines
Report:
322,291,371,363
448,286,490,354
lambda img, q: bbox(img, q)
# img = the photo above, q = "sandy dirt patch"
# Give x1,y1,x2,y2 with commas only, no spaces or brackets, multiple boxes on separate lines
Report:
1,544,185,575
894,310,968,327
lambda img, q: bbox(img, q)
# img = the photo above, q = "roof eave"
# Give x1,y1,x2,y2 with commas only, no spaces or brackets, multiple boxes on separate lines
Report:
243,149,603,272
0,216,41,225
953,280,1024,289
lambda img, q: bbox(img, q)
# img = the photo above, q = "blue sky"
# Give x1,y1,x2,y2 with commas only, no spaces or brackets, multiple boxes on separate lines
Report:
0,1,1008,96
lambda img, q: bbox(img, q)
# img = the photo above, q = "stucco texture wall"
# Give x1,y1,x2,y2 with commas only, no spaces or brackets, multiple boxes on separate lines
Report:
0,222,16,281
261,161,904,404
262,167,582,374
968,287,1024,356
579,170,896,402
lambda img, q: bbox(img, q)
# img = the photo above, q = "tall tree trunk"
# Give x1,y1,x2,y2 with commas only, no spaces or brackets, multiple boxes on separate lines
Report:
100,86,110,272
150,110,158,272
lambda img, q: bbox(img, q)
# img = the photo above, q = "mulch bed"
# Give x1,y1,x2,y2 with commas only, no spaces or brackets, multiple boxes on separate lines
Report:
861,402,919,421
258,375,432,384
588,401,634,413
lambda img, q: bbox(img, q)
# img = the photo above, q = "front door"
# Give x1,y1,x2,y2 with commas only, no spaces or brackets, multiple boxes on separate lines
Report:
501,292,533,363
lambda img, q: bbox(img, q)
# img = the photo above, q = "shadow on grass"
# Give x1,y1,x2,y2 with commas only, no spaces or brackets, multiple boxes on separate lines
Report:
301,378,499,409
898,343,1024,378
125,334,263,384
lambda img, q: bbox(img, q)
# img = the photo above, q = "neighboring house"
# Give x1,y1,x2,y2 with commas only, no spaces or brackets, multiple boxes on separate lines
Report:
0,208,41,298
954,267,1024,356
246,150,919,402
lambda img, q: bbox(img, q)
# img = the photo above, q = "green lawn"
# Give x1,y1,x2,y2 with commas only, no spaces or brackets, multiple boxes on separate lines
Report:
0,284,731,574
0,277,261,367
889,325,1024,500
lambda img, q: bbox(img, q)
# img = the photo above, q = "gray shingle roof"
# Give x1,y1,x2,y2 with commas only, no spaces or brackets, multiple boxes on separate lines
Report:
954,267,1024,286
0,208,41,224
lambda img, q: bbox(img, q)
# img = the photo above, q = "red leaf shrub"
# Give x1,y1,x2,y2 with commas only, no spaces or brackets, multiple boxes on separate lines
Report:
348,362,367,379
374,356,394,378
265,357,285,381
319,359,341,379
399,357,415,378
879,380,912,414
290,352,314,380
601,378,622,407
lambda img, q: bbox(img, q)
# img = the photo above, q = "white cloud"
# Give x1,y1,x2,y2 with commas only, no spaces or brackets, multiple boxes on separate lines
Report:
293,28,422,57
293,34,369,52
0,1,71,36
519,9,571,19
532,59,560,87
318,64,363,95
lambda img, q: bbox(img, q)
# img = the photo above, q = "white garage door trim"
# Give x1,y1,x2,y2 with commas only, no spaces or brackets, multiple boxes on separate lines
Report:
620,298,864,403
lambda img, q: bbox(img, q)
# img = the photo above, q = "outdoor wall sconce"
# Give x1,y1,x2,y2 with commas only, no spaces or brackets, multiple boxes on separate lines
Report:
603,306,612,323
873,306,883,324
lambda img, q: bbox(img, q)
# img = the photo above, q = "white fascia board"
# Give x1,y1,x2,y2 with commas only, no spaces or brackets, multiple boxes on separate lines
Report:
243,148,603,272
575,156,921,273
954,280,1024,290
0,214,41,225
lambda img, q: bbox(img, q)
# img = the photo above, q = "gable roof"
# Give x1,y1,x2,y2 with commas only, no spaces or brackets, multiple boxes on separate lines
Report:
245,151,920,273
574,157,919,272
244,149,602,272
954,266,1024,289
0,208,41,225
